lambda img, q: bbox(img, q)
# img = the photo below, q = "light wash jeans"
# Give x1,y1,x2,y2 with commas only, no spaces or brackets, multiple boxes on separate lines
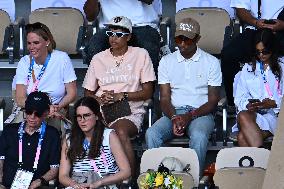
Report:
145,106,215,172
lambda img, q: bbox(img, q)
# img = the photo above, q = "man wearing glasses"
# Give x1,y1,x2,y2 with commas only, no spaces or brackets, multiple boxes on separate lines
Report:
146,18,222,172
0,91,60,189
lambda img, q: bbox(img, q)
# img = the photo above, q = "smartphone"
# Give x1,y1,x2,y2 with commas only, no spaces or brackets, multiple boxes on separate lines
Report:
264,19,276,24
248,99,260,103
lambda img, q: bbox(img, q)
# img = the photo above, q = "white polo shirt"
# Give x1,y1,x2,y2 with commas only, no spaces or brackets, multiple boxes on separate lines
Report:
158,48,222,108
231,0,284,29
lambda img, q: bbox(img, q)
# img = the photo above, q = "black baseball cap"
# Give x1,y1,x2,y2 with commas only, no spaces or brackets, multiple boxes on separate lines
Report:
25,91,51,116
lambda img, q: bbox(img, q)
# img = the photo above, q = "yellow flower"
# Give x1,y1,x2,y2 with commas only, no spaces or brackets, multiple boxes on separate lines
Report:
155,173,164,186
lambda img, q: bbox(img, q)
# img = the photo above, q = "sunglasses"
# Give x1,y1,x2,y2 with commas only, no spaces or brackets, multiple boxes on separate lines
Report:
75,113,95,121
24,109,43,118
255,49,271,56
174,35,196,45
106,31,130,38
25,22,49,35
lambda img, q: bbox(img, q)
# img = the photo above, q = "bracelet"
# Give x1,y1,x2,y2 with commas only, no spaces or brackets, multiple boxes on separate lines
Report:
171,114,178,120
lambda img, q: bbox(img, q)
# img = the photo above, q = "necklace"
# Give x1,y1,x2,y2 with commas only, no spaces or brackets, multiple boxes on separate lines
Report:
113,54,125,67
110,48,127,67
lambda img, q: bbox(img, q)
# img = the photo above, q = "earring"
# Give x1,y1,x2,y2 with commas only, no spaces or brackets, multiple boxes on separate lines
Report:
46,44,49,47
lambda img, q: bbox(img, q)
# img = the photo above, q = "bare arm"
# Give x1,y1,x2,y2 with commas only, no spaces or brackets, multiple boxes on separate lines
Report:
160,83,176,118
89,131,131,188
29,168,58,189
0,160,5,189
0,160,3,183
15,84,27,108
83,0,100,22
193,86,220,116
59,139,77,187
138,0,154,5
111,81,154,102
58,81,77,110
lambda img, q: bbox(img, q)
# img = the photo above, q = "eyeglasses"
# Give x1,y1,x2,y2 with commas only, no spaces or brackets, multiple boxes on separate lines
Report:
174,35,195,46
25,22,49,35
256,49,271,56
75,113,95,121
106,31,130,38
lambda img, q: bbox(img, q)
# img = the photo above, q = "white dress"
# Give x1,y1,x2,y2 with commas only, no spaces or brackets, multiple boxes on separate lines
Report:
233,61,284,134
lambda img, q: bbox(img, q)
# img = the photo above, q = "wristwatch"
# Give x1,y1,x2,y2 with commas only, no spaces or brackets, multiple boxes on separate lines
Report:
40,177,48,186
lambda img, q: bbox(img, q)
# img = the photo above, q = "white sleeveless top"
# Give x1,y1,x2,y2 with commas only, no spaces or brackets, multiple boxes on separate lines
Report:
68,129,119,175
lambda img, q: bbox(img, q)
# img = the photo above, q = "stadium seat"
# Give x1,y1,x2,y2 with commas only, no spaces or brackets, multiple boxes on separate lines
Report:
175,7,232,55
28,7,86,56
214,147,270,189
138,147,200,188
0,9,15,63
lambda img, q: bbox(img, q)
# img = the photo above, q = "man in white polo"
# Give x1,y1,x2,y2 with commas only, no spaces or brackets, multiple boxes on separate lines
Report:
146,17,222,172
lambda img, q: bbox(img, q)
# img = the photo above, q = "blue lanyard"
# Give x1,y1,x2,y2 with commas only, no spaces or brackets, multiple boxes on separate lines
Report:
83,139,90,151
18,121,46,170
26,54,51,88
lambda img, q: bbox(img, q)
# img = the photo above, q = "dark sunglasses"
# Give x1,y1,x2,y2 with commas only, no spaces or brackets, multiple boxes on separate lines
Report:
25,22,49,34
255,49,271,56
174,35,196,45
25,109,43,118
106,31,130,38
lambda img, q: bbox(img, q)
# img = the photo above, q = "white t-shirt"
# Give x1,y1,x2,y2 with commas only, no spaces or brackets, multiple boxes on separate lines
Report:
15,50,77,104
231,0,284,20
0,0,15,21
158,48,222,108
31,0,86,16
98,0,159,28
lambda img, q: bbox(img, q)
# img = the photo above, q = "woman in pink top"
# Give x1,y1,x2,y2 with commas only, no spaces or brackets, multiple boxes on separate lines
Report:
82,16,156,178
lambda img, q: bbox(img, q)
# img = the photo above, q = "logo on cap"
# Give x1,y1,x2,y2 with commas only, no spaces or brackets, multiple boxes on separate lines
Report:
179,23,194,32
114,17,122,23
34,97,42,101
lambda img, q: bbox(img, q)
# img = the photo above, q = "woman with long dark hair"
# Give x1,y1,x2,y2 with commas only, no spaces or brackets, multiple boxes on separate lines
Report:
59,97,130,189
234,29,284,147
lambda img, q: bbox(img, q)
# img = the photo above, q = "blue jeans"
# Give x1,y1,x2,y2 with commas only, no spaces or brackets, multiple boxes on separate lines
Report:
145,106,215,172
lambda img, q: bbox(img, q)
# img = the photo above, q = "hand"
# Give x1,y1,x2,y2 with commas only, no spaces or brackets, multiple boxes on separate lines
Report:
29,179,41,189
256,19,267,29
246,98,276,111
101,90,114,104
263,19,284,32
172,114,191,136
89,180,103,189
49,104,61,117
71,183,90,189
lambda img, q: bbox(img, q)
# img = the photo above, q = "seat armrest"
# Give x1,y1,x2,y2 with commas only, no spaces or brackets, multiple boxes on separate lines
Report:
0,98,5,109
3,24,15,64
199,175,212,189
